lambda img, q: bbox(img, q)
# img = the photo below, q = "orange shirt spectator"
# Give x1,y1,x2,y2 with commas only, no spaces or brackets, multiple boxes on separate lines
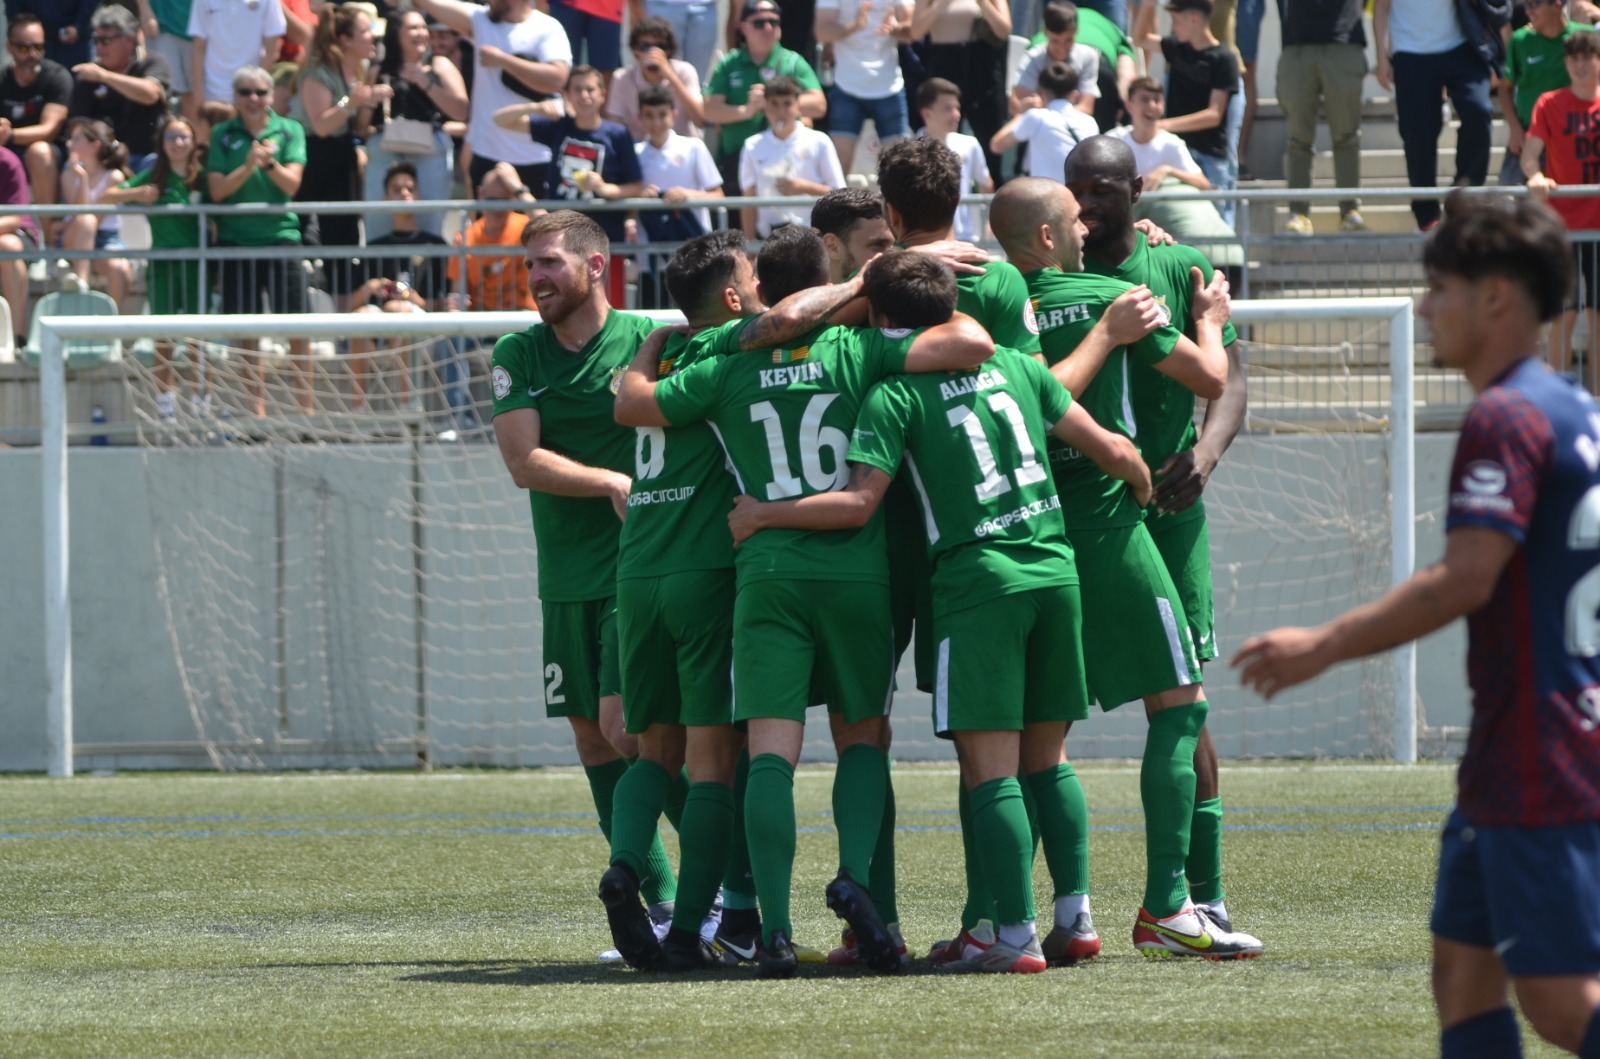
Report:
448,210,536,312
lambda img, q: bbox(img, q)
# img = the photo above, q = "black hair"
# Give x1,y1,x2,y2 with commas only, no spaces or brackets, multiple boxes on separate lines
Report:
862,251,957,328
664,229,748,316
877,137,961,234
383,159,419,191
756,225,829,304
1567,29,1600,57
810,187,883,239
1039,61,1080,100
1423,191,1572,323
916,77,960,112
628,15,679,55
637,83,675,110
1042,0,1079,33
764,74,801,101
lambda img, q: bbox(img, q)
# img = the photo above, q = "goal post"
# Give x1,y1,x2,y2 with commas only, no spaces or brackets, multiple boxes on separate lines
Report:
37,297,1419,774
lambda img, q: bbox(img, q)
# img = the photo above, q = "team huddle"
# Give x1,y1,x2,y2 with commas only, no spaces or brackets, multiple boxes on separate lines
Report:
490,133,1260,976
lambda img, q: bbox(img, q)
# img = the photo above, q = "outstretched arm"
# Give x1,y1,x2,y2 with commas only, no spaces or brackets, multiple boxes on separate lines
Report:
737,271,868,350
1234,528,1515,699
727,462,894,544
1050,402,1152,508
902,311,995,372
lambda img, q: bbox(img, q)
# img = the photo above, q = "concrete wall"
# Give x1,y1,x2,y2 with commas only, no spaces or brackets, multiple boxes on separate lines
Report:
0,433,1470,772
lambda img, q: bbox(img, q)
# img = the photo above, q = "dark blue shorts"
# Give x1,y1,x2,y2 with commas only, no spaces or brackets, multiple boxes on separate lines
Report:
1430,807,1600,976
548,0,622,71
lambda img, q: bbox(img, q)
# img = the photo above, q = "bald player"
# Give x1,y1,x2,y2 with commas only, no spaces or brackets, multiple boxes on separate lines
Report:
990,177,1262,961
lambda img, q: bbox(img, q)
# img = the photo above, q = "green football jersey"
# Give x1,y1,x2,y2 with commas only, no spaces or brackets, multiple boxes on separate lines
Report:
956,260,1043,357
490,310,657,602
617,327,739,581
1024,267,1180,530
1085,239,1237,525
655,322,919,587
849,348,1079,618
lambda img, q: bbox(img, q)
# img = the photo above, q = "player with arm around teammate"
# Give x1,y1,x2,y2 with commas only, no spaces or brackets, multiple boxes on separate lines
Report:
1237,194,1600,1057
727,251,1154,972
615,227,997,978
490,210,681,950
992,177,1263,962
1066,135,1255,940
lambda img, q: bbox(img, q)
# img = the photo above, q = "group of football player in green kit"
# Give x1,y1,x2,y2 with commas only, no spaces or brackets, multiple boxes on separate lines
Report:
490,131,1263,977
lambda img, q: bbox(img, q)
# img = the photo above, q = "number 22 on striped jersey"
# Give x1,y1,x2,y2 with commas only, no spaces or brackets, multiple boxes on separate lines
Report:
751,395,848,500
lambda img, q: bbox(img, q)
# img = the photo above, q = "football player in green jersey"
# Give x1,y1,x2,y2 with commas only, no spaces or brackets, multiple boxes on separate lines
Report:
616,227,997,978
727,251,1156,972
1067,136,1254,942
992,178,1263,960
489,210,680,958
813,188,897,284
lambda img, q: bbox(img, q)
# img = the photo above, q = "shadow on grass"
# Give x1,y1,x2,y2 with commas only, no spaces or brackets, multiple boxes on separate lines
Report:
400,959,1035,986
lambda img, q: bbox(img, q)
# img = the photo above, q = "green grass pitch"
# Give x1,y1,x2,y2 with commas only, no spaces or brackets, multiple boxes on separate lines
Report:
0,763,1562,1057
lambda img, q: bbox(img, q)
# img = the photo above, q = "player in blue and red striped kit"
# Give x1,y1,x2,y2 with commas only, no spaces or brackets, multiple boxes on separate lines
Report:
1235,191,1600,1058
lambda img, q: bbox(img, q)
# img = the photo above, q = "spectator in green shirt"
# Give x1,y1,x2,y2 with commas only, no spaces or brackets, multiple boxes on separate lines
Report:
206,65,313,417
703,0,825,216
1500,0,1591,185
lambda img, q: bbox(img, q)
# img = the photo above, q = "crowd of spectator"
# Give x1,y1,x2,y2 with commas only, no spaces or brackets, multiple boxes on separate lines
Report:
9,0,1600,409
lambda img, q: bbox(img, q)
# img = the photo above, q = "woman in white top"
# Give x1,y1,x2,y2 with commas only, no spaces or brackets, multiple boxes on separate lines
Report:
57,117,133,309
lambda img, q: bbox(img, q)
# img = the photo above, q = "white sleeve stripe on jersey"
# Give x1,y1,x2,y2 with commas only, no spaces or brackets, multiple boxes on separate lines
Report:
903,450,941,545
704,420,747,494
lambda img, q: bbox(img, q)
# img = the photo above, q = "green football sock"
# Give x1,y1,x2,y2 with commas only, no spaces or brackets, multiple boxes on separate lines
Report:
1187,796,1225,906
1028,763,1090,899
670,782,734,934
607,758,671,880
833,744,887,882
663,765,690,833
958,781,996,930
722,749,756,907
1141,700,1208,917
745,753,797,947
871,758,900,926
582,758,629,841
1020,766,1041,863
641,827,677,906
970,776,1035,927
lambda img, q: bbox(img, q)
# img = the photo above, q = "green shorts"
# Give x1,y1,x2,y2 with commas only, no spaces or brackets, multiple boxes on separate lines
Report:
541,597,619,720
617,569,736,733
1147,509,1216,662
733,578,894,725
932,585,1090,737
1065,522,1202,710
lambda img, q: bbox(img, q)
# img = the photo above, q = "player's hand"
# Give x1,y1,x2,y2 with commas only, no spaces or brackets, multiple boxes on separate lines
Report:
1527,172,1558,201
1152,447,1215,514
1192,267,1230,328
1101,284,1161,344
1134,217,1175,246
727,493,765,546
911,239,993,276
607,473,631,522
1127,459,1154,510
1233,626,1335,700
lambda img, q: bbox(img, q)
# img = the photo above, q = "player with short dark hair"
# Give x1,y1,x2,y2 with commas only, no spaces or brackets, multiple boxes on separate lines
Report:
725,251,1154,972
1065,135,1253,941
992,176,1263,961
615,228,999,978
1235,192,1600,1057
811,187,895,283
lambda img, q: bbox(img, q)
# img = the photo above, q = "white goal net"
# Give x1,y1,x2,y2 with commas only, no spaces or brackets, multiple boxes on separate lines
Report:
40,297,1426,770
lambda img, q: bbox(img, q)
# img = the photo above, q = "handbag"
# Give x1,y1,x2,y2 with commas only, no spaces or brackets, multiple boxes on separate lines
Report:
381,94,438,156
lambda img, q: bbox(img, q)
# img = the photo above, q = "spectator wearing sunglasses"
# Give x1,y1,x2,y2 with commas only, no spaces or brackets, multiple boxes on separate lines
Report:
1501,0,1592,185
8,0,95,67
0,15,73,234
606,16,706,140
69,5,173,174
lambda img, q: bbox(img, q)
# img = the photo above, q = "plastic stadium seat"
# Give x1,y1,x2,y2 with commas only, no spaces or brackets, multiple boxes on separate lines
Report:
24,288,122,369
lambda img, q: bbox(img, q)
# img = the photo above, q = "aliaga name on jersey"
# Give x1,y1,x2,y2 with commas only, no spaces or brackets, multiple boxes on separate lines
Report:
617,325,740,580
654,321,921,587
1446,358,1600,828
1024,268,1181,531
489,310,657,603
1084,239,1238,528
850,347,1079,618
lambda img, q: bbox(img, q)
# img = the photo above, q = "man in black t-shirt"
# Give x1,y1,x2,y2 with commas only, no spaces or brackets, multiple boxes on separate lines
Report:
69,5,172,172
0,14,74,229
1154,0,1238,223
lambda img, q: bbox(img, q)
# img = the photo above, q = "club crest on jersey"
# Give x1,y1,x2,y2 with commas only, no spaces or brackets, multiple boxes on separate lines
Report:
1023,297,1040,334
772,345,810,364
1462,461,1507,497
492,366,512,400
609,367,626,394
1152,294,1173,328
